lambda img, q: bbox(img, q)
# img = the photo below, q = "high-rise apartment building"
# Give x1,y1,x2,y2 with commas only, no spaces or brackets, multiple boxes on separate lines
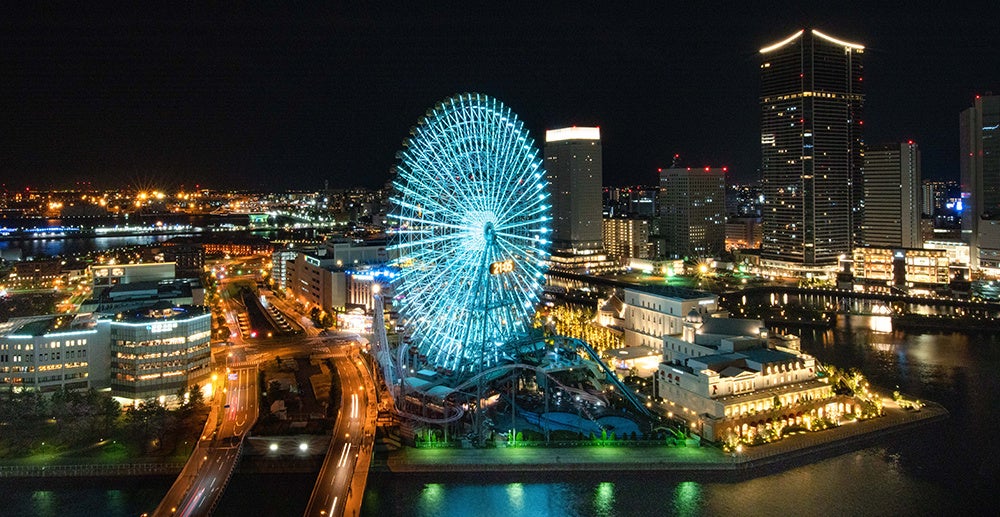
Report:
659,167,727,259
759,29,865,275
863,142,921,248
602,216,652,264
545,127,604,253
960,95,1000,272
921,182,937,217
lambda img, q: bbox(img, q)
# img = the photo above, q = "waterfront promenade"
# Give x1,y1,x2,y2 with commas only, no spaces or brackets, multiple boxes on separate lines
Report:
381,399,948,474
0,399,947,479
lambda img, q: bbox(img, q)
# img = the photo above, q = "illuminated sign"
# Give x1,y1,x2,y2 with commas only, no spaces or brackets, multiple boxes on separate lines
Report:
490,259,515,275
149,321,178,333
111,268,124,277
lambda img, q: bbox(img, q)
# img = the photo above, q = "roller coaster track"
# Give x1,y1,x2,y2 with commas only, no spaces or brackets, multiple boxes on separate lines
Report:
370,294,654,427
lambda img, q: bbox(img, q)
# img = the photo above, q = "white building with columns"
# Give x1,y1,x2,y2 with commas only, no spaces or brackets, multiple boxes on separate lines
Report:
655,315,849,443
621,285,718,350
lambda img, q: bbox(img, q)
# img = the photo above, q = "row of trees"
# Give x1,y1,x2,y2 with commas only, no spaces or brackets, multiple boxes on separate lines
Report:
0,385,207,459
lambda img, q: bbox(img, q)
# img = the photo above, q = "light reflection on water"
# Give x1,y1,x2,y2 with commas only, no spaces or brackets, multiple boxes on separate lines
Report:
361,450,954,517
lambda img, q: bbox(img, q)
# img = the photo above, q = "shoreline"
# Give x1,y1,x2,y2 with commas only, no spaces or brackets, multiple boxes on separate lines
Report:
0,400,947,479
376,400,948,474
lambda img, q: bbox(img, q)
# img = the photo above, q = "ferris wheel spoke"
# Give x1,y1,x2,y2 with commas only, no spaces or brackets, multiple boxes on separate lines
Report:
389,213,477,233
493,230,549,248
494,169,546,222
389,232,463,251
494,215,550,233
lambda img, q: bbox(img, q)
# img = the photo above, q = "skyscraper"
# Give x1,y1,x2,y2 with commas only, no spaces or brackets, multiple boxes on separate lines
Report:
759,29,864,275
863,142,922,248
961,94,1000,272
545,127,604,253
659,167,727,259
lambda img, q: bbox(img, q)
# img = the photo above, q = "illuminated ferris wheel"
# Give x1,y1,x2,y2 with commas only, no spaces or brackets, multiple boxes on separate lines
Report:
389,93,551,374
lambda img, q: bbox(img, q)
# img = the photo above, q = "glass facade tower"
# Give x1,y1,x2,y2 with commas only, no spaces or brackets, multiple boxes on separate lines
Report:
961,95,1000,271
760,29,865,269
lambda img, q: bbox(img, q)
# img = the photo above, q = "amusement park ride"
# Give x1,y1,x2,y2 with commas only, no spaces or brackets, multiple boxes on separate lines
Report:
369,94,653,445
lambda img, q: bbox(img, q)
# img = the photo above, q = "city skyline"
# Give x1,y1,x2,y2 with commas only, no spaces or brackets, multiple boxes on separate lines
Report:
3,4,999,191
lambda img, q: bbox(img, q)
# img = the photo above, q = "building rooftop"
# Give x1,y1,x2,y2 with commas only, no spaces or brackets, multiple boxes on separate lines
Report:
625,284,714,301
607,345,659,360
599,294,624,315
113,305,209,324
0,313,98,337
742,347,798,366
698,318,764,338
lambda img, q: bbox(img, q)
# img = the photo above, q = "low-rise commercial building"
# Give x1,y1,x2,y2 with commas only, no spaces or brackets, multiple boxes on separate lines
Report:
0,313,110,392
109,305,211,404
852,247,950,291
92,262,176,288
289,242,387,314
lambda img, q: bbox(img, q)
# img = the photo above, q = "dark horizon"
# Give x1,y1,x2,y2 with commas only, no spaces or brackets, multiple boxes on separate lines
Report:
3,4,997,191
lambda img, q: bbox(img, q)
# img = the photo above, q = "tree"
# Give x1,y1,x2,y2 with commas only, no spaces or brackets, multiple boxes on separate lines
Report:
124,399,175,451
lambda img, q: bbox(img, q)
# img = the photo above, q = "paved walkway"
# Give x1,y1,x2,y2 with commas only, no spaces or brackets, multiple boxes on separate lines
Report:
382,399,948,473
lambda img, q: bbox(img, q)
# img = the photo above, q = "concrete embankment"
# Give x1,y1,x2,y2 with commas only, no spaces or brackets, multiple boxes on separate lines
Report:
0,401,947,478
0,462,184,478
378,401,948,475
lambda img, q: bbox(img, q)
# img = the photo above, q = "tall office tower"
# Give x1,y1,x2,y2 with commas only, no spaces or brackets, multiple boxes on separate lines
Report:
863,142,922,248
659,167,727,259
759,29,865,275
545,127,604,252
961,94,1000,271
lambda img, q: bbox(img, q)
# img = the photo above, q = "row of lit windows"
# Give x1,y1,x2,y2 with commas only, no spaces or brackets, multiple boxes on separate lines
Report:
37,362,87,372
113,337,187,347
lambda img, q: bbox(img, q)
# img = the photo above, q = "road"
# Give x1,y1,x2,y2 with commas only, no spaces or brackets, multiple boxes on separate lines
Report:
303,351,377,517
151,364,258,517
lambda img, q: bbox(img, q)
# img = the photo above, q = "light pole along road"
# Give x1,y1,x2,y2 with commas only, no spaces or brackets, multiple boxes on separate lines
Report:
304,349,378,517
151,362,259,517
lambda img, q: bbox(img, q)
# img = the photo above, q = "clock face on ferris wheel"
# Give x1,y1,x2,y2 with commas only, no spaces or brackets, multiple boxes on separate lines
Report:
389,93,551,374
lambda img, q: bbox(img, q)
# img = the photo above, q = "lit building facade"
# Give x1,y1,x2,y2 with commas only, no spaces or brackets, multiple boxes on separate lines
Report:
960,94,1000,273
725,217,763,250
92,262,175,288
655,316,841,443
659,167,727,259
345,267,397,311
290,242,387,313
602,216,652,264
622,285,718,350
9,259,63,289
0,314,110,392
852,247,950,290
924,240,971,266
270,248,298,291
159,241,205,278
545,127,605,257
760,29,865,274
863,142,922,248
109,306,211,403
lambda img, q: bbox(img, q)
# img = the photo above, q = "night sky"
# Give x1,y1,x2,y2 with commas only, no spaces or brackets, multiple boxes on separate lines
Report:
3,3,998,191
